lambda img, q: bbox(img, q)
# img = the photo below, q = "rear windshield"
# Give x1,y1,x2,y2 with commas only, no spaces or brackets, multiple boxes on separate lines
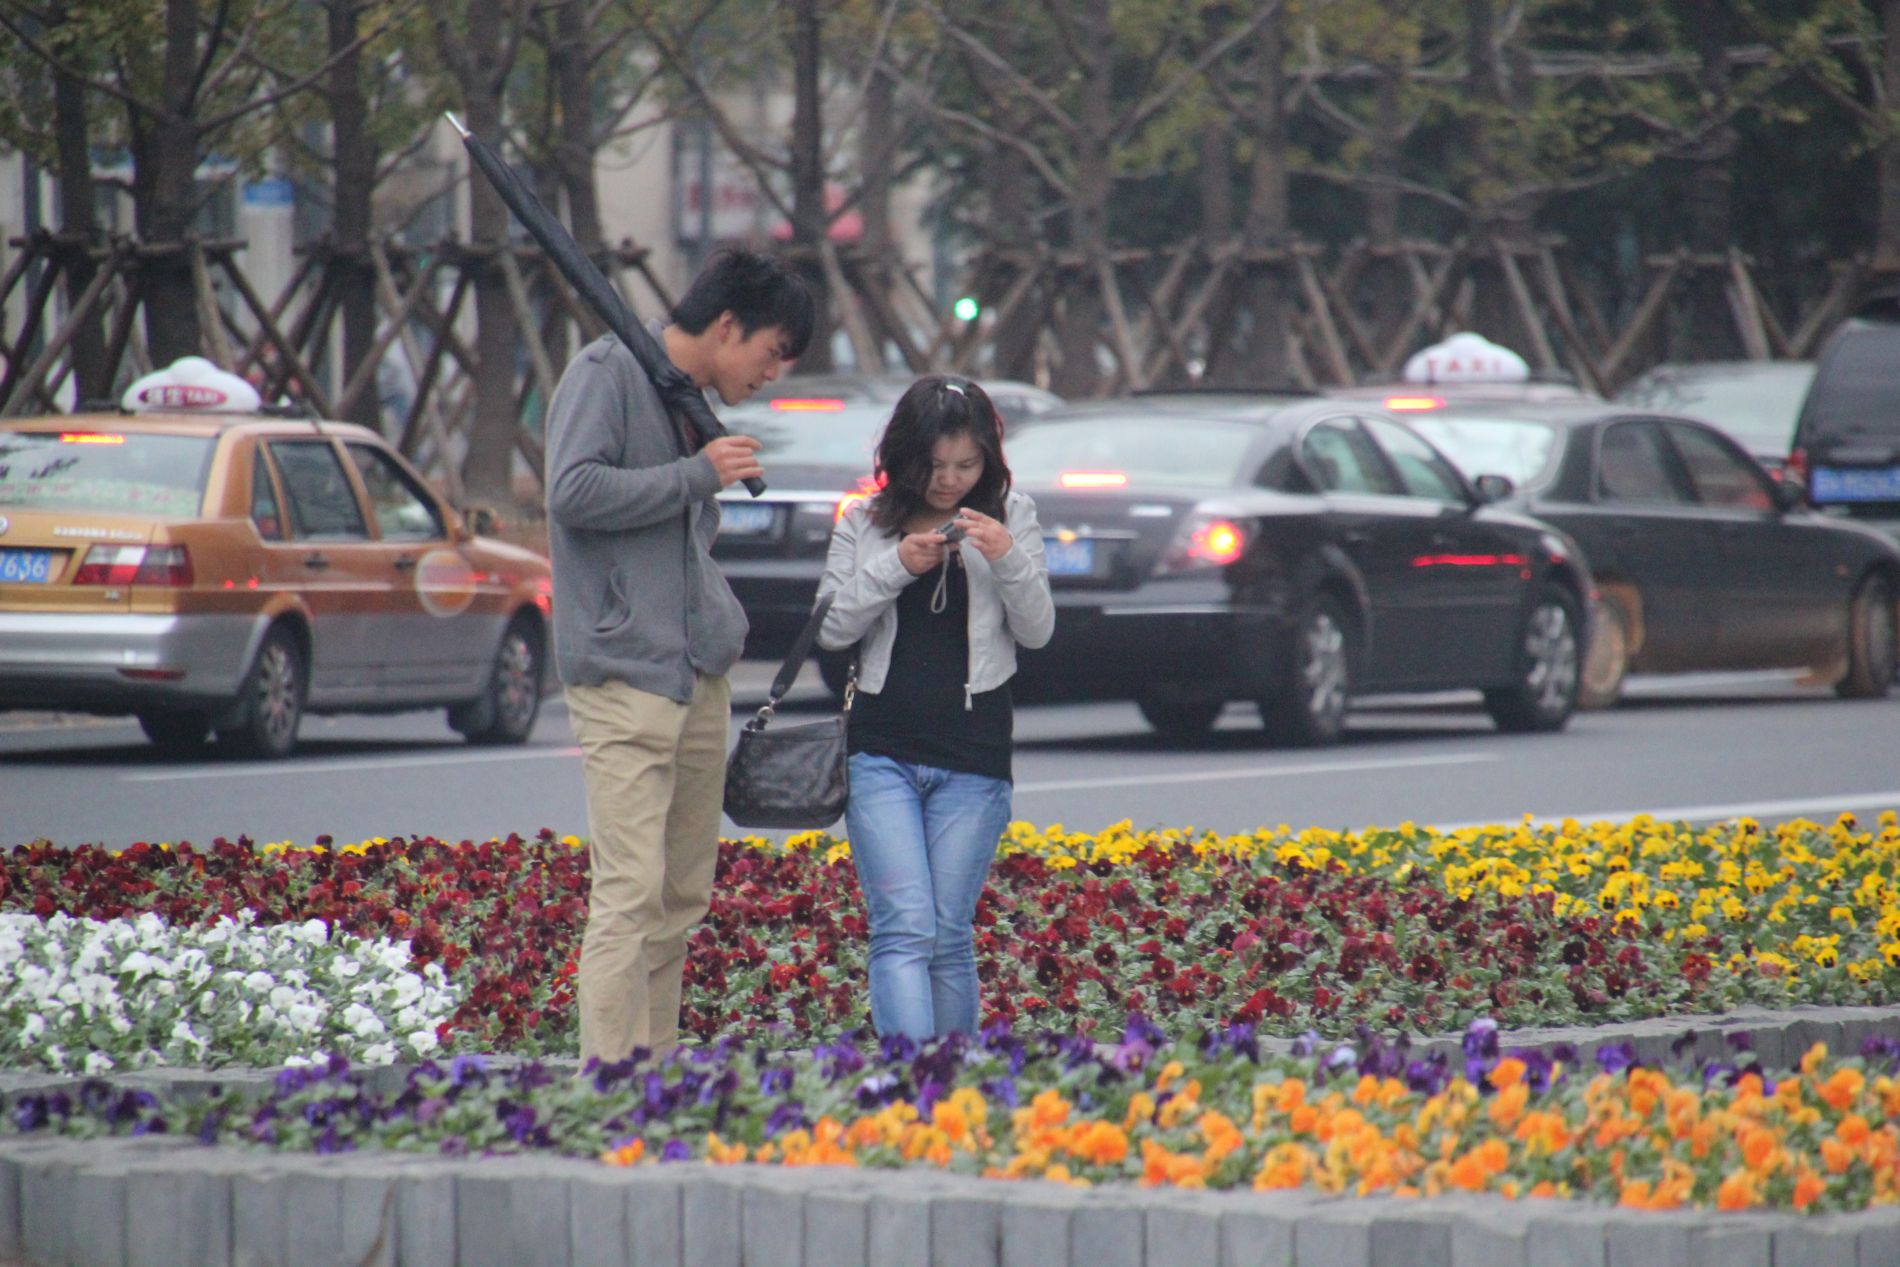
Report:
1800,323,1900,445
1407,415,1563,486
1006,416,1253,489
0,430,212,516
724,401,890,471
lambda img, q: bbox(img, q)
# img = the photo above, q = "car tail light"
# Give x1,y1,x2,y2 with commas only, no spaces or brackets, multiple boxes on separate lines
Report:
1786,446,1808,490
772,398,845,412
532,575,553,615
1383,395,1445,411
1157,515,1251,574
72,544,192,586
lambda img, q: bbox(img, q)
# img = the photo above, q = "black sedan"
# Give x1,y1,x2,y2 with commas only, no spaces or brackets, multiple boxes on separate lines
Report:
713,375,1063,669
1403,401,1900,705
1000,394,1596,743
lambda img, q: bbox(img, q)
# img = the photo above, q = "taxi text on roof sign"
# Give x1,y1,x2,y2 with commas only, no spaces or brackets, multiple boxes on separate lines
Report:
1403,332,1529,386
120,357,263,415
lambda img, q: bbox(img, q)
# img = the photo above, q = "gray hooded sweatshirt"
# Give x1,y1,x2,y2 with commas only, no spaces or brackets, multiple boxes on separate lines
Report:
543,332,747,703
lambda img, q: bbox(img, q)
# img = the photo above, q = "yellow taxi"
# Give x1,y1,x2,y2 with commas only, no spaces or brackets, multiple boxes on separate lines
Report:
0,358,553,757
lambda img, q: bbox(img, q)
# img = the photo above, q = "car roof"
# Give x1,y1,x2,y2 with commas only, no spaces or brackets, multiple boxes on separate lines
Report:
0,411,382,442
1327,378,1600,405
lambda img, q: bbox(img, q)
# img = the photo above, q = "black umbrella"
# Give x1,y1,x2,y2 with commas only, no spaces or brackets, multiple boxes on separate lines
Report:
446,113,765,496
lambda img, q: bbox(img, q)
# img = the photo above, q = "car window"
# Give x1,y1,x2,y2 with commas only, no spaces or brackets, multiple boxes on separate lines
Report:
250,448,285,541
1407,415,1562,487
1596,421,1691,505
1663,422,1775,511
269,440,368,539
347,443,443,540
1615,363,1813,455
0,430,211,517
1300,420,1400,495
1007,416,1256,488
1362,416,1468,502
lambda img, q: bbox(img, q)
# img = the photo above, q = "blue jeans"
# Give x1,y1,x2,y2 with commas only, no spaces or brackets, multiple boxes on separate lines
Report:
844,753,1012,1040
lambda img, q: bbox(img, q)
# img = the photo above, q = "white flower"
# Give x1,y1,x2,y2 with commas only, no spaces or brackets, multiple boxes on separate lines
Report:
83,1051,115,1075
406,1029,439,1058
244,971,274,994
20,1014,45,1043
360,1042,398,1065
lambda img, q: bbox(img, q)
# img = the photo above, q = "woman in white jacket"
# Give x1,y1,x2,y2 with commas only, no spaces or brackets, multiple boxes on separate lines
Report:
816,375,1055,1040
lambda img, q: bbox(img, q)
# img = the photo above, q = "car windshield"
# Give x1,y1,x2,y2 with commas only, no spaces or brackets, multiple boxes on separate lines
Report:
0,430,212,516
1006,416,1254,489
1616,363,1814,453
1406,415,1562,486
722,400,891,470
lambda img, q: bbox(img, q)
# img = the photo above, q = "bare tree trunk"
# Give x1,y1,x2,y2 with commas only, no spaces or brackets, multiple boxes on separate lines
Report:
1227,8,1291,387
1187,120,1235,387
327,0,381,430
548,0,603,374
856,62,896,360
1876,0,1900,270
788,0,833,369
1051,0,1112,398
442,3,525,507
985,145,1040,383
133,0,207,365
1668,0,1740,360
1366,68,1403,246
47,0,108,402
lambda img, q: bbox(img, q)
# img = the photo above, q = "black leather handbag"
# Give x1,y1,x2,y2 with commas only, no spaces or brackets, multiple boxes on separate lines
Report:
723,595,853,829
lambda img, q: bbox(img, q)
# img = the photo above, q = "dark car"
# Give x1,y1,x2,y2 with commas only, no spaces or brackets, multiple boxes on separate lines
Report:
999,394,1595,743
1404,401,1900,706
1791,298,1900,542
713,375,1063,667
1615,360,1815,477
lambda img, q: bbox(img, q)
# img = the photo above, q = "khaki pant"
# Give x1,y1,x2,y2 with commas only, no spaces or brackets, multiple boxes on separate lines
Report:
567,672,730,1065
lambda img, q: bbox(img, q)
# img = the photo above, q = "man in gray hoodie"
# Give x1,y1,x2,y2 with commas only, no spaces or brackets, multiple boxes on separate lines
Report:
544,249,813,1066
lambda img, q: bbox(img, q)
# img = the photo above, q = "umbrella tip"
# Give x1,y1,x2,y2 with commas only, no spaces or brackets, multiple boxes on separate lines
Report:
443,112,469,139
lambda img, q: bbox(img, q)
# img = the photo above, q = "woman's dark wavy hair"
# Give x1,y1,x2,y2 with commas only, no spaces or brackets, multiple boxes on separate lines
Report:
869,375,1011,534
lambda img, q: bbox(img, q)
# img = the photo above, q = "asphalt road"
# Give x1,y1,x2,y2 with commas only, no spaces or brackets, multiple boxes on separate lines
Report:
3,666,1897,850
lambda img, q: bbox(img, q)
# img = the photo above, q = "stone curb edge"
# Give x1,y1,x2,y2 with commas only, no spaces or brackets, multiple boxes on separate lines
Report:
1,1136,1897,1267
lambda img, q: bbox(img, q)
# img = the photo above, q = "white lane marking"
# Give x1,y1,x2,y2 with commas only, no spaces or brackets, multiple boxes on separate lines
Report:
123,746,583,782
1433,790,1900,832
1014,751,1496,795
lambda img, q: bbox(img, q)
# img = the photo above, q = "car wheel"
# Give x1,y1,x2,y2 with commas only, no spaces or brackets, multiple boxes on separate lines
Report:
1137,690,1225,742
1485,586,1581,733
1835,572,1897,700
1259,593,1351,747
138,711,211,752
220,626,305,759
451,617,543,744
1577,592,1630,710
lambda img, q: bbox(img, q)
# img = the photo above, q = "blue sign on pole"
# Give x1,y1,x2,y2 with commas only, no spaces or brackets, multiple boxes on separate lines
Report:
243,177,294,207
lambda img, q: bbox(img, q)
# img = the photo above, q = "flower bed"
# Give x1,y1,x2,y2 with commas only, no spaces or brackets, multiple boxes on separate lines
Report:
3,811,1899,1069
11,1018,1900,1213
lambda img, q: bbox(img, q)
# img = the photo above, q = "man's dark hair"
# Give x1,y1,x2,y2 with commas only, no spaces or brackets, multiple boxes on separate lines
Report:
671,248,815,358
870,375,1012,532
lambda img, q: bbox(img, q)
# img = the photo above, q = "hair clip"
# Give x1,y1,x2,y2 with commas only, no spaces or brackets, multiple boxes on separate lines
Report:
942,380,966,396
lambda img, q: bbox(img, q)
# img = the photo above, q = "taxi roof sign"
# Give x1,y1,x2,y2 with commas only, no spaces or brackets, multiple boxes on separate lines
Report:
122,357,262,415
1403,332,1528,385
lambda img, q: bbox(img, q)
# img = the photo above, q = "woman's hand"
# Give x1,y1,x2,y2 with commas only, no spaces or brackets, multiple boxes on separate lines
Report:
953,508,1012,562
898,531,951,576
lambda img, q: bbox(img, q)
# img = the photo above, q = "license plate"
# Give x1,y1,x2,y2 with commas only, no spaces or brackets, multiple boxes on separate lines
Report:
1811,465,1900,503
1044,537,1095,576
720,502,778,536
0,548,54,584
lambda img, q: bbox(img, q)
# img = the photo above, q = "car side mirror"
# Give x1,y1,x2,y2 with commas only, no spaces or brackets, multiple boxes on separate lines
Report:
1770,475,1805,513
1472,473,1516,504
460,504,500,538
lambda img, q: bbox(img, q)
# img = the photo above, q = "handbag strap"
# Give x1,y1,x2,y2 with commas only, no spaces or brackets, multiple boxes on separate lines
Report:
751,594,851,729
